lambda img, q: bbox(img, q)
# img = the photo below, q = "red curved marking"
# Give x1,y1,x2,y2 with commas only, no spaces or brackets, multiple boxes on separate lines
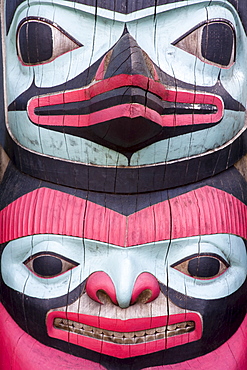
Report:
131,272,160,304
27,74,223,128
0,186,246,246
86,271,118,305
46,311,202,358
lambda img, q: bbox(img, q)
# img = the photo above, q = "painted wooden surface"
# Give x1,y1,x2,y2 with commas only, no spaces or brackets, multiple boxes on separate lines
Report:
0,1,247,369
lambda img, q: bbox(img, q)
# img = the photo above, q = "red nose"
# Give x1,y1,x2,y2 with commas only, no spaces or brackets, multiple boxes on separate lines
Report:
85,271,160,307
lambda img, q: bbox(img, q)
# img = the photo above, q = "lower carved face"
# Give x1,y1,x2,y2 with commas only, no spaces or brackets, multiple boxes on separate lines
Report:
1,166,247,367
1,233,246,367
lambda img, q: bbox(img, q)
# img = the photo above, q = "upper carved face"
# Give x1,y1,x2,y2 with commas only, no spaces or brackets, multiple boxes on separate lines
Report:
3,0,247,174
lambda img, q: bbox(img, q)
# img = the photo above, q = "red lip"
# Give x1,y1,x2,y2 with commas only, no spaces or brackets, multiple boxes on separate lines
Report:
47,311,202,358
27,74,223,128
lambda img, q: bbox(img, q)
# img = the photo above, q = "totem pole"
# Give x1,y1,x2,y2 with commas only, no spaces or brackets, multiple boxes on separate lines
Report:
0,1,247,369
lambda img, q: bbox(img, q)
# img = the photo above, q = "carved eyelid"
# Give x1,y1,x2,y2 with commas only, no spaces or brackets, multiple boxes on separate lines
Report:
172,19,235,43
24,251,79,279
16,16,83,66
171,253,230,280
172,18,236,69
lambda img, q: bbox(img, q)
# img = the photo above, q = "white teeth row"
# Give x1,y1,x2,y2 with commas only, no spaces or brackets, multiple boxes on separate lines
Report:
53,318,195,344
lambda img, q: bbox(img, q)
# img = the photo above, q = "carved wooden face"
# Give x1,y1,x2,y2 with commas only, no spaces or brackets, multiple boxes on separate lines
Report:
1,1,247,368
0,164,247,368
2,0,247,191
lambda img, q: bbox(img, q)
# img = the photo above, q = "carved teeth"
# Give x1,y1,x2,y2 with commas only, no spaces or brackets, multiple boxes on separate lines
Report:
53,318,195,344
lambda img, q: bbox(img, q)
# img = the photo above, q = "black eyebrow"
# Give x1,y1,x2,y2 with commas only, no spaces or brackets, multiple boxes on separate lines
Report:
5,0,247,34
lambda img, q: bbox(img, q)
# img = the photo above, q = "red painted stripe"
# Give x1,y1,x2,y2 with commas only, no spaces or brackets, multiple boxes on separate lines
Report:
0,186,246,246
27,74,223,128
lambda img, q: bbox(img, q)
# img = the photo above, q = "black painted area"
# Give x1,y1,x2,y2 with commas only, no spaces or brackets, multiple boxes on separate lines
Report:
75,117,163,154
201,23,234,67
32,256,63,277
18,22,53,64
188,256,220,278
6,126,247,194
1,162,247,215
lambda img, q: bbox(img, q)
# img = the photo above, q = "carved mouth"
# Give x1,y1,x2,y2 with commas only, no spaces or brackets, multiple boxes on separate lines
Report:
47,312,202,358
53,318,195,344
27,74,224,129
26,75,224,154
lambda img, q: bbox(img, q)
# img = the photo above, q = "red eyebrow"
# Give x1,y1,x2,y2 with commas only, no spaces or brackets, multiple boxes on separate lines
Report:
0,186,246,246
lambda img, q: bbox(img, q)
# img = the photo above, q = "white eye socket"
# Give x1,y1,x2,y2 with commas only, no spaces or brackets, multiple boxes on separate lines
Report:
171,253,229,280
173,20,236,68
16,17,83,65
24,252,79,278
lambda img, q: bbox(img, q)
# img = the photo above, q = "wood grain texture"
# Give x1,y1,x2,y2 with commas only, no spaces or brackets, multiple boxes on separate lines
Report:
0,1,247,369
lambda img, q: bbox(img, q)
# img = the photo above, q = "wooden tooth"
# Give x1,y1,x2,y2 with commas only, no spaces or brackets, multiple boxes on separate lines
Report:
134,330,146,337
146,328,156,335
145,334,156,342
155,333,165,340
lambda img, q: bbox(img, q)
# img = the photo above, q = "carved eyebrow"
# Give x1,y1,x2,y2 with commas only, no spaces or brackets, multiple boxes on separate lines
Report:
5,0,112,33
6,0,181,18
5,0,247,34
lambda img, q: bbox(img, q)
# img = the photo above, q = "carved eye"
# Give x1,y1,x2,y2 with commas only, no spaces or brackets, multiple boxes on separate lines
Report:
17,17,82,65
171,253,229,280
24,252,79,278
173,20,236,68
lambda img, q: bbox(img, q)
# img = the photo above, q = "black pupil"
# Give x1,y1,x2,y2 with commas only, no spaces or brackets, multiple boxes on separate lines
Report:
33,255,63,277
19,21,53,64
201,22,234,66
188,256,220,278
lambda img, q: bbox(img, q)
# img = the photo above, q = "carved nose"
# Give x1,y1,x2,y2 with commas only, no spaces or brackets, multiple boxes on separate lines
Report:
102,31,156,80
86,271,160,308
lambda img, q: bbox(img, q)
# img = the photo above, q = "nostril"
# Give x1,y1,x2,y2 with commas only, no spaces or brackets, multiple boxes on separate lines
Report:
96,290,115,305
134,289,153,304
131,273,160,305
85,271,118,305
